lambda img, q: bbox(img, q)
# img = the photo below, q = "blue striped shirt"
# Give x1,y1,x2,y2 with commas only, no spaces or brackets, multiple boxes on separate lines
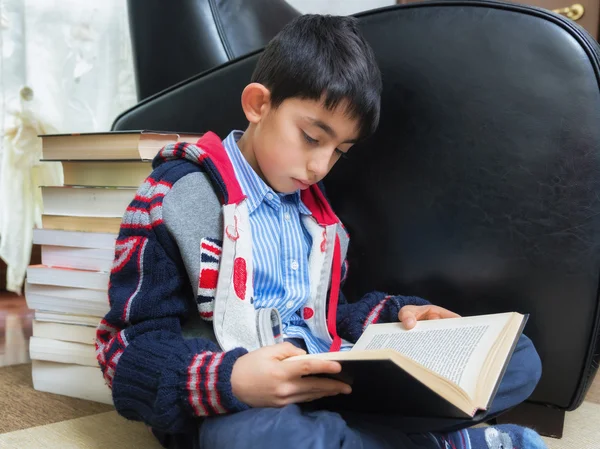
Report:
223,131,331,353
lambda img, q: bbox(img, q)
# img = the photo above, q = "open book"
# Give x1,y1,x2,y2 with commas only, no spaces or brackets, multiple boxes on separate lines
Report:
289,312,527,419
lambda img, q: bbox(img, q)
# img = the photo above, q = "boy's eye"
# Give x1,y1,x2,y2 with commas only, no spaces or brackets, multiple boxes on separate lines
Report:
302,130,348,159
302,131,319,145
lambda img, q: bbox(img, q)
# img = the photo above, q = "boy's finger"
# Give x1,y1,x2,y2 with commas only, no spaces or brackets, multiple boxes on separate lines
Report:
284,359,343,378
274,377,350,401
295,377,352,396
439,308,461,319
288,389,349,404
398,308,418,329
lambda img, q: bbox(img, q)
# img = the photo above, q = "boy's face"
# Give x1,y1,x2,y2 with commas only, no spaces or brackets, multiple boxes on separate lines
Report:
242,90,360,194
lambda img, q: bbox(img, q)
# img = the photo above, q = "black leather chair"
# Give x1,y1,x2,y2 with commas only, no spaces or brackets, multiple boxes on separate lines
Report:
114,0,600,437
126,0,299,100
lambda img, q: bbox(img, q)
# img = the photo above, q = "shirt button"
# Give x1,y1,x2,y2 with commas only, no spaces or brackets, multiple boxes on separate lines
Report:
291,260,299,270
284,212,291,221
286,300,294,309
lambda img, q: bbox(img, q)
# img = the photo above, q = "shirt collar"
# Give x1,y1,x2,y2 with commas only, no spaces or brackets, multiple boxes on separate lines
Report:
222,130,312,216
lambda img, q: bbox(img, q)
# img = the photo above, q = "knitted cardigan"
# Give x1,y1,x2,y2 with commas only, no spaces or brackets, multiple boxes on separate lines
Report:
95,131,429,435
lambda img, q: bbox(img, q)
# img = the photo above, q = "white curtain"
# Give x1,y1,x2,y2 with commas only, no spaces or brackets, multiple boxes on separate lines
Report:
0,0,136,293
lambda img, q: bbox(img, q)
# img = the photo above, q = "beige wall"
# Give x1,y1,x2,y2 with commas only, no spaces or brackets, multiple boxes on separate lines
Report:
285,0,395,15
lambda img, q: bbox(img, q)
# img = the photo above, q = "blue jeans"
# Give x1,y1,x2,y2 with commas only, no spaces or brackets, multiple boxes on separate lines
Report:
197,334,542,449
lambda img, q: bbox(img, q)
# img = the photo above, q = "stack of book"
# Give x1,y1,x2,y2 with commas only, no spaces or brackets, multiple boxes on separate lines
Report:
26,130,200,404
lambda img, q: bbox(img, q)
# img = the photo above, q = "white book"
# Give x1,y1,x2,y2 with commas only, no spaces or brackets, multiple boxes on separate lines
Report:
26,265,109,290
29,336,97,367
41,186,135,218
34,311,101,327
33,228,117,249
32,320,97,345
31,360,112,405
25,283,109,317
41,245,114,272
288,312,527,418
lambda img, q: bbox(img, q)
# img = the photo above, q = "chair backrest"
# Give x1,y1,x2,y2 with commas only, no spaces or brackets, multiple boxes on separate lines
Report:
126,0,299,100
113,1,600,411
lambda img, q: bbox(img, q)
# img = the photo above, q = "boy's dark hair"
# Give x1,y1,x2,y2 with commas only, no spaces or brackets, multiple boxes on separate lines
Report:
251,14,382,139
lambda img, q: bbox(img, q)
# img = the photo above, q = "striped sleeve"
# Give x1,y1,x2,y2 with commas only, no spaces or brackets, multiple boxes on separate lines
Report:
95,161,248,434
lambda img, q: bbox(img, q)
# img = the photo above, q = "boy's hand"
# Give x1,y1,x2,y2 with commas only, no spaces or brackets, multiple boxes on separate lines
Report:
398,304,460,330
230,342,351,408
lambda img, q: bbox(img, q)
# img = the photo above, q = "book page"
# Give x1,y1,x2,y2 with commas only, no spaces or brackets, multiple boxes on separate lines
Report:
353,313,512,398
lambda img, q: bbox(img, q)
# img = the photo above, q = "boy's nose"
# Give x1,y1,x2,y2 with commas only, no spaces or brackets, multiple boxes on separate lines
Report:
307,150,332,179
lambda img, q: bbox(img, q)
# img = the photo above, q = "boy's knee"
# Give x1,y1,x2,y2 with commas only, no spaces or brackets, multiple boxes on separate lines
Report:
483,334,542,417
507,334,543,402
518,335,542,390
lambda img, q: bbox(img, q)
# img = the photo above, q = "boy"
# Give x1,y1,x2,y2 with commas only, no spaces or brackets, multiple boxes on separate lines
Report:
96,15,546,449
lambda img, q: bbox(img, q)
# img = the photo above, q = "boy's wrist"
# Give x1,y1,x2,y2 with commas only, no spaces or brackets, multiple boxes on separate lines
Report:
213,348,251,414
182,347,250,417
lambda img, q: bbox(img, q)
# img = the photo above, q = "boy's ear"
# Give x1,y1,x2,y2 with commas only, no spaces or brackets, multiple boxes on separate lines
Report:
241,83,271,124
